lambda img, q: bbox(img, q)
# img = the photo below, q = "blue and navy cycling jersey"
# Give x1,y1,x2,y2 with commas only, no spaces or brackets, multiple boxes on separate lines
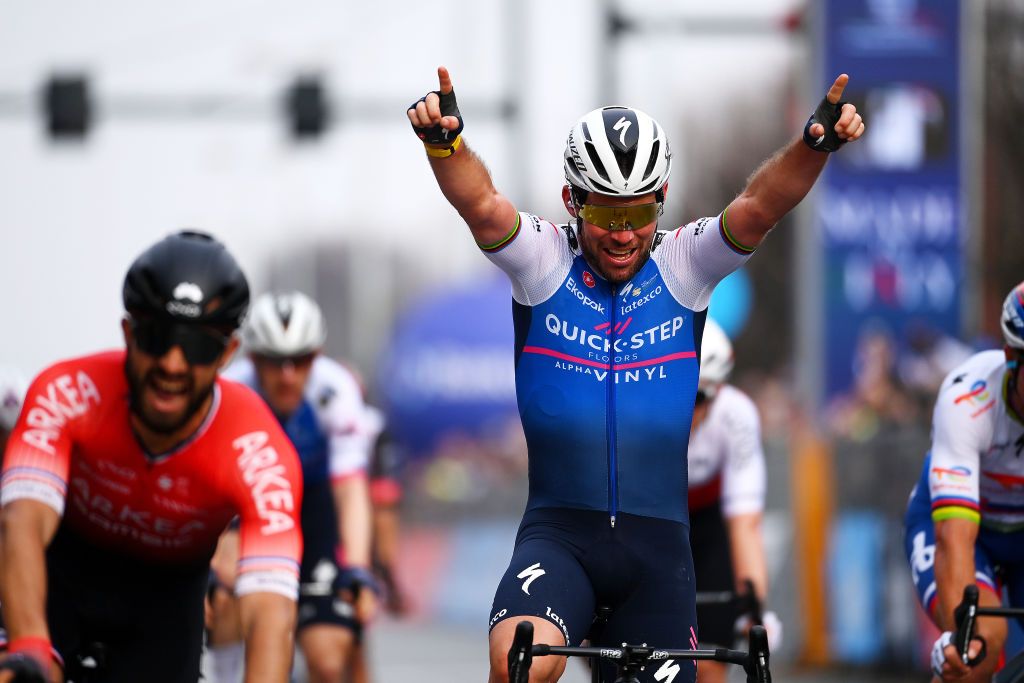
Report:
485,212,751,524
224,355,373,485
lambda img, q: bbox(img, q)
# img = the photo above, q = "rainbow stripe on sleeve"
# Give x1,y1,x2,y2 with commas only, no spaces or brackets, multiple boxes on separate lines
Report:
931,496,981,524
478,213,521,253
719,209,757,255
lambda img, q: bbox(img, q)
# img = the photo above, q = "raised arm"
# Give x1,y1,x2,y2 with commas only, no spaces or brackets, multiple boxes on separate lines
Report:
407,66,519,247
723,74,865,251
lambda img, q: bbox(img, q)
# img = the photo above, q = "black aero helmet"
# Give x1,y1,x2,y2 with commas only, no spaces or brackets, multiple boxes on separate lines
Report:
123,230,250,329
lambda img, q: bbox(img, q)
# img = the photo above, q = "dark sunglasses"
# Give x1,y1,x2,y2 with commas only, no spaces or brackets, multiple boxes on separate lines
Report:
252,353,316,370
131,317,230,366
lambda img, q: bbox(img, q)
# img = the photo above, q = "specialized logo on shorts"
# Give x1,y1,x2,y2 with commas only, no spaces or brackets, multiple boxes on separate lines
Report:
582,271,596,288
516,562,546,595
654,660,680,682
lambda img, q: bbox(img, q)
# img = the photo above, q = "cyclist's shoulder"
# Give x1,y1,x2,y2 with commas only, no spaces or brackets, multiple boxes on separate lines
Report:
305,356,366,429
20,349,126,420
935,349,1007,407
710,384,759,424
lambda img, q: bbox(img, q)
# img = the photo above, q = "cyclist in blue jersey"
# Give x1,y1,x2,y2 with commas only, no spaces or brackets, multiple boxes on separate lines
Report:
208,292,378,683
408,67,864,683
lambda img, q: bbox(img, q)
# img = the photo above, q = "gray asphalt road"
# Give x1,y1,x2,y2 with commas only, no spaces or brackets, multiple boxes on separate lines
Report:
364,618,924,683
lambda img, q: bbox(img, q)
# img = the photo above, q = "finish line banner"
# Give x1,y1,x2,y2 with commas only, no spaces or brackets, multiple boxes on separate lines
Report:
818,0,965,398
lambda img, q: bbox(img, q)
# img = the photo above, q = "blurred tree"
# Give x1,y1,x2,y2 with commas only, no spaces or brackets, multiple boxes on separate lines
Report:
984,1,1024,332
671,74,796,378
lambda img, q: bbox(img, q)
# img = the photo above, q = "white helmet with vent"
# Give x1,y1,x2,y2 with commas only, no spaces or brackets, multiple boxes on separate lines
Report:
0,365,28,432
243,291,327,357
699,319,734,390
563,106,672,199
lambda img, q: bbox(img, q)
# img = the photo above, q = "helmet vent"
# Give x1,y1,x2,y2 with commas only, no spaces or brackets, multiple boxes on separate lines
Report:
584,141,611,183
643,140,661,180
581,121,592,143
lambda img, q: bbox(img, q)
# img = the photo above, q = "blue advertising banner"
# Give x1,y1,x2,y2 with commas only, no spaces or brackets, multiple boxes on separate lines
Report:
819,0,964,398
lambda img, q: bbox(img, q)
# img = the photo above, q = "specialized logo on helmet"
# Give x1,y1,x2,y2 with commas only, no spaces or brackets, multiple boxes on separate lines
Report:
167,281,204,318
602,108,639,152
567,130,587,172
612,116,632,147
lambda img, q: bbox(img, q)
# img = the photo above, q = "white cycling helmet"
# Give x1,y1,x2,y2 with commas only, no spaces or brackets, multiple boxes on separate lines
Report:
1001,281,1024,350
0,365,28,432
563,106,672,200
243,291,327,357
698,319,734,391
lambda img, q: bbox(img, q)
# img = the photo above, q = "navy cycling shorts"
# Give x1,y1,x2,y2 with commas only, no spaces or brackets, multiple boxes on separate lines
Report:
489,507,698,683
904,458,1024,627
298,480,360,636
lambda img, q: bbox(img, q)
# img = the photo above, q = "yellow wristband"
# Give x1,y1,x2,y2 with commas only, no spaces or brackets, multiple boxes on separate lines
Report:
424,135,462,158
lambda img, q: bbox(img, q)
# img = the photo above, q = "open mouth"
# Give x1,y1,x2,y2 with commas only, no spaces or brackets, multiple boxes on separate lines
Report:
603,247,637,264
146,373,190,409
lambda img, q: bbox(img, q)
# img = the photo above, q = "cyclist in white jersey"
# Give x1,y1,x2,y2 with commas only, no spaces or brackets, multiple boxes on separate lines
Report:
207,292,377,683
904,281,1024,682
408,66,863,683
686,320,779,683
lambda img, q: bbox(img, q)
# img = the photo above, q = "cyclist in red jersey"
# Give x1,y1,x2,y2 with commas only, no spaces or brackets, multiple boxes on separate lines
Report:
0,231,303,683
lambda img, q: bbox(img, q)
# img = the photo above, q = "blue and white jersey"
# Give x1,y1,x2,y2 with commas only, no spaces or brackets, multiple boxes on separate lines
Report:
224,356,371,486
484,212,751,524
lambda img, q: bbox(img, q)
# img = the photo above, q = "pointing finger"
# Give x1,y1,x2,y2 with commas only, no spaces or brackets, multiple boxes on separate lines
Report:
826,73,850,105
437,66,454,95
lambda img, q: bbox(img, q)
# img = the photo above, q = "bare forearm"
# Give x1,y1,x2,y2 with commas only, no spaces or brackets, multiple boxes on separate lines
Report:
240,595,296,683
934,519,979,631
0,504,57,638
726,513,768,601
426,145,517,243
335,477,373,567
727,140,829,245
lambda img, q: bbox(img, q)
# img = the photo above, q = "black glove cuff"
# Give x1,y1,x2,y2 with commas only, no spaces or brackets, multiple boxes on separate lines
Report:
409,89,465,145
802,97,848,153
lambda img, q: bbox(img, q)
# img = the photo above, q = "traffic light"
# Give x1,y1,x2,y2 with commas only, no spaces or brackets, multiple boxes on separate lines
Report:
43,74,91,139
285,75,330,139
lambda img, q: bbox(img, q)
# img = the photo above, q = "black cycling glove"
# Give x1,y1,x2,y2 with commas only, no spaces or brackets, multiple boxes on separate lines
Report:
409,89,464,144
0,654,47,683
803,95,849,153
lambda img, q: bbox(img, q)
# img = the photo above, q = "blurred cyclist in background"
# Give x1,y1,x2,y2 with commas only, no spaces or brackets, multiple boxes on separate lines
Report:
0,231,302,683
408,65,863,683
0,367,28,457
687,319,779,683
207,291,377,683
904,281,1024,683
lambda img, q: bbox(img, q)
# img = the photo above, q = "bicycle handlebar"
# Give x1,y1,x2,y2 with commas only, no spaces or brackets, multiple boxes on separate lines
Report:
954,584,980,665
508,621,771,683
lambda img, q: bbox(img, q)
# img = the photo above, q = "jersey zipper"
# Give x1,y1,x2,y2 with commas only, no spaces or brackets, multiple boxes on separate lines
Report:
607,284,618,528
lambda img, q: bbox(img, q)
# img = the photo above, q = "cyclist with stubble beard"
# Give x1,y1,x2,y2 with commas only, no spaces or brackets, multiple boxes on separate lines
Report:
408,67,863,683
0,231,303,683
